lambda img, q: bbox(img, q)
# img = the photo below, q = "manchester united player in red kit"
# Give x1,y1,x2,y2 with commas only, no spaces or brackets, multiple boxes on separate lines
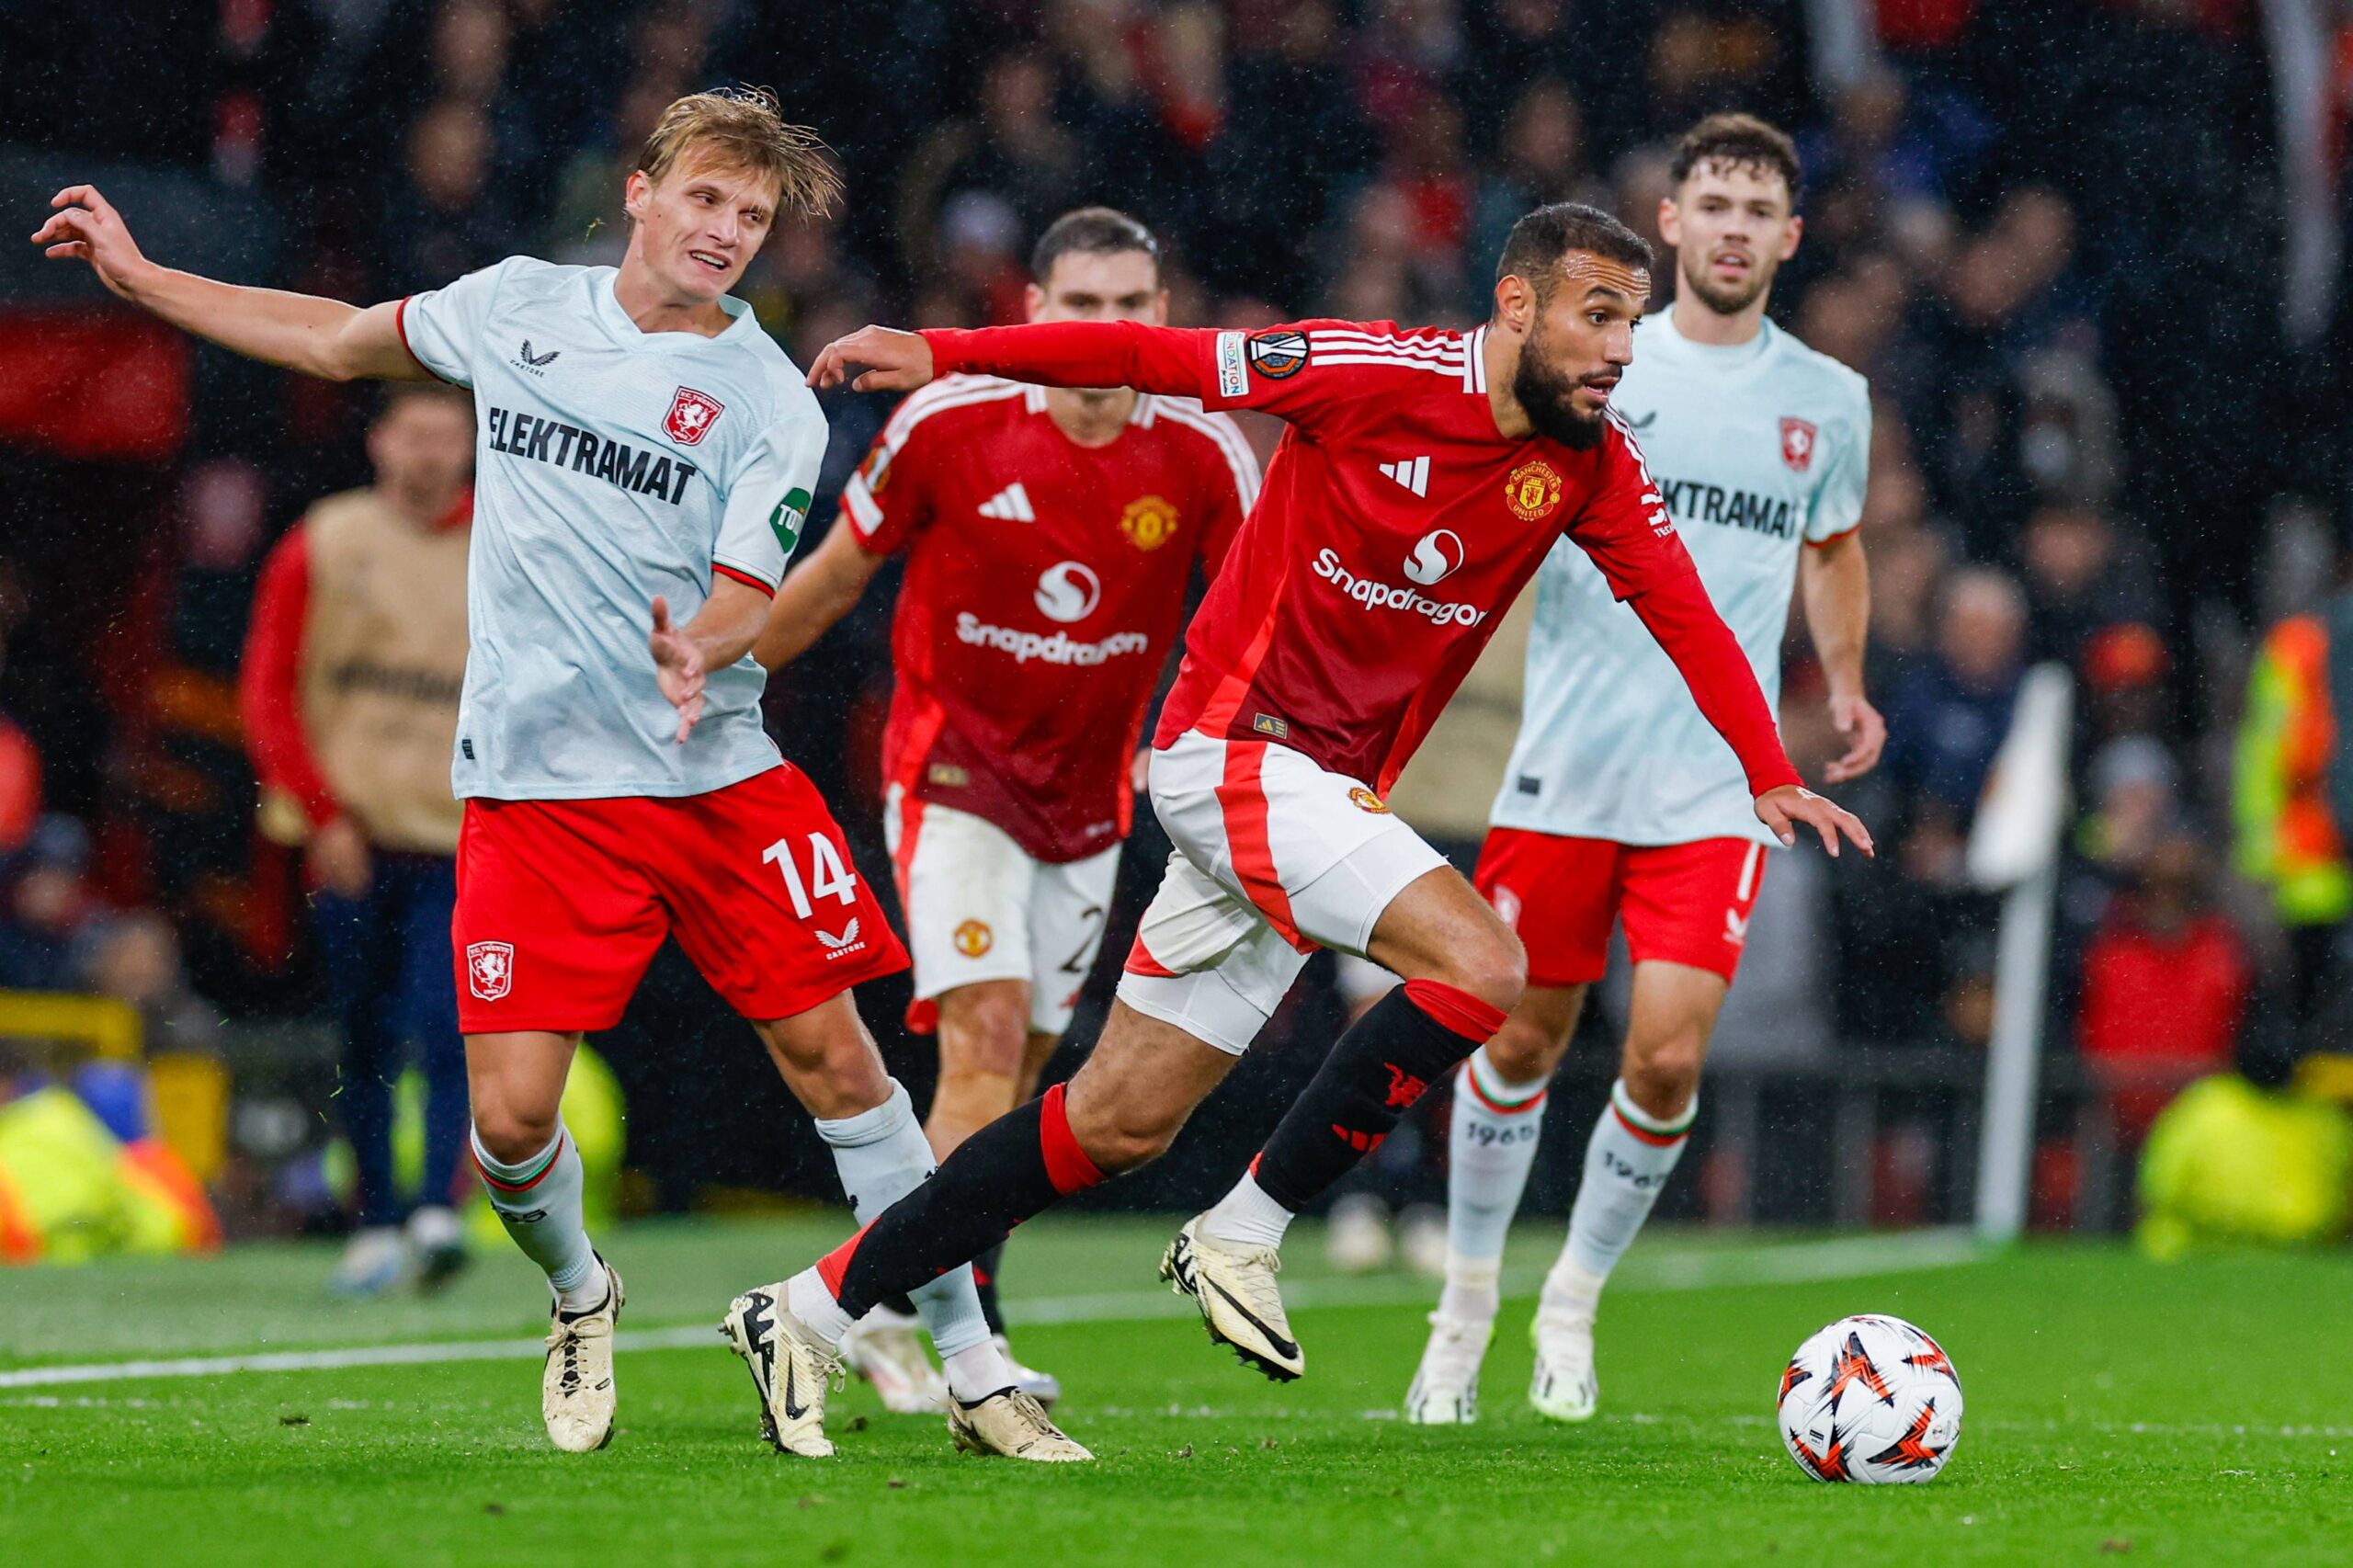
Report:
719,203,1871,1458
752,209,1253,1409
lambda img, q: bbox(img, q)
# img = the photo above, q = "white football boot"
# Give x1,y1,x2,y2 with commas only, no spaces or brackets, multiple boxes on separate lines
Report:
1403,1312,1493,1425
1159,1217,1303,1381
993,1333,1062,1410
328,1226,406,1298
720,1284,844,1457
948,1388,1092,1461
542,1258,624,1452
839,1306,948,1414
406,1204,470,1294
1529,1304,1599,1422
1324,1192,1394,1275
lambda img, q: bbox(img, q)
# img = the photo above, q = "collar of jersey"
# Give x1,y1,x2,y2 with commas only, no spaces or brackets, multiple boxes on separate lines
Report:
1645,308,1776,373
587,267,757,348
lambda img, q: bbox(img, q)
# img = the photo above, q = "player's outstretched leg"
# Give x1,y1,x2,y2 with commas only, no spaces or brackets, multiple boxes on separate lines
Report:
738,996,1049,1449
1406,984,1584,1424
732,1003,1236,1459
1188,871,1518,1382
468,1028,624,1452
1532,962,1722,1423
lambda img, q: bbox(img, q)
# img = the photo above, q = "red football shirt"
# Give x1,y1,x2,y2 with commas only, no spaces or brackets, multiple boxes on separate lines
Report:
921,320,1800,798
843,374,1256,861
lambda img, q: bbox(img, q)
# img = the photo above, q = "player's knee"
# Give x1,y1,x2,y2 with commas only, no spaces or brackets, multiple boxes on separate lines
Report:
1438,930,1526,1017
1624,1031,1704,1121
1075,1101,1182,1173
1483,1010,1555,1082
471,1101,557,1165
938,990,1029,1080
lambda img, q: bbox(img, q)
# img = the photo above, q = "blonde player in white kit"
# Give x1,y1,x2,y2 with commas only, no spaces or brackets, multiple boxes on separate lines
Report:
1403,115,1885,1425
35,88,1080,1462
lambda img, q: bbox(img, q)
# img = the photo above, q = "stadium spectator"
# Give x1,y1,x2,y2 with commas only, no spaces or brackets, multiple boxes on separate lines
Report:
0,816,102,994
2079,834,2254,1143
2019,504,2160,668
1885,565,2030,821
238,385,475,1297
382,99,519,292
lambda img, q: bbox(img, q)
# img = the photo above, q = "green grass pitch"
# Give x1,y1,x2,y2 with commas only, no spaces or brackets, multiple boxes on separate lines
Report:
5,1217,2347,1565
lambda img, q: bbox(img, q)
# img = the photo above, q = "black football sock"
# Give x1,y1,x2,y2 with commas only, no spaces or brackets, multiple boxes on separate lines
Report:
1249,980,1507,1212
817,1085,1104,1319
972,1243,1008,1336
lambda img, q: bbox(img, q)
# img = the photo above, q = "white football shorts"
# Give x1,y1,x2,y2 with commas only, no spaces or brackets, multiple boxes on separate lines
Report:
884,788,1120,1037
1115,727,1447,1055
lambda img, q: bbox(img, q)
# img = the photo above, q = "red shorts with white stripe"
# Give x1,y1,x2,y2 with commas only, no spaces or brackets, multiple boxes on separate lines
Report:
451,765,908,1035
1115,728,1447,1056
1472,828,1768,989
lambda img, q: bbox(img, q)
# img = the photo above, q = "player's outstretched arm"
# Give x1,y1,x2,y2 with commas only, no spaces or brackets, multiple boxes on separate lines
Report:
753,520,885,672
810,320,1209,399
1801,531,1885,784
31,186,427,383
650,579,773,744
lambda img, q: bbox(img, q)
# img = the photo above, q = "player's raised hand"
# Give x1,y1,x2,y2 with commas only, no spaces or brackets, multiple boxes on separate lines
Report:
805,325,935,392
1755,784,1873,858
648,596,708,744
1822,691,1887,784
30,186,153,301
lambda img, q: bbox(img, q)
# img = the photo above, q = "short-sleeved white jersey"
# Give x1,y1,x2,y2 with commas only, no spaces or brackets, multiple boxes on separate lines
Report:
398,257,821,801
1491,310,1870,846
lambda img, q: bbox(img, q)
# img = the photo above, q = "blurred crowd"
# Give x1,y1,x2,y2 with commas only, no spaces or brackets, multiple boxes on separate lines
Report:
7,0,2353,1230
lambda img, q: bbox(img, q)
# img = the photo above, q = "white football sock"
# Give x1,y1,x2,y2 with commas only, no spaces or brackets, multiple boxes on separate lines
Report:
1557,1077,1695,1288
1200,1167,1293,1251
1437,1252,1502,1324
472,1122,602,1310
786,1267,856,1345
941,1341,1018,1403
1439,1046,1549,1322
813,1080,993,1360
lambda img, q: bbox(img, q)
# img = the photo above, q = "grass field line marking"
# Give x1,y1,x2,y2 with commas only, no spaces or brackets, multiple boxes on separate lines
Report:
0,1231,1981,1391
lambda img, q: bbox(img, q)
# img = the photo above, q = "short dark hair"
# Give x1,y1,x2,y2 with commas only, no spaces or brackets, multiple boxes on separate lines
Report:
1030,206,1161,287
1669,112,1802,204
1494,202,1654,305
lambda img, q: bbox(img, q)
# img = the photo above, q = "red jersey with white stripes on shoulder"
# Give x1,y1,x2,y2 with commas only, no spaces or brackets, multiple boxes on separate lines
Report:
841,374,1256,861
921,320,1799,798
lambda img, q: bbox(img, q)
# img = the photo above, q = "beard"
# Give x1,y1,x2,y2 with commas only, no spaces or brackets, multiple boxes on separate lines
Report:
1512,324,1607,449
1679,249,1774,317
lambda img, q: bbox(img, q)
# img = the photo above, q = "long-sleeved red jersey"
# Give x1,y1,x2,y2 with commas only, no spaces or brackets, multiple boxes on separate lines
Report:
921,319,1801,800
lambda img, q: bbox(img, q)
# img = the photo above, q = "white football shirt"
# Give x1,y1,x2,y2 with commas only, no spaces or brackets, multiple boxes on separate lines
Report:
399,257,822,801
1490,309,1870,846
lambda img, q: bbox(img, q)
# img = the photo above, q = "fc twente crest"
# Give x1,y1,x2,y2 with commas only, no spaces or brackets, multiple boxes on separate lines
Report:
665,387,726,446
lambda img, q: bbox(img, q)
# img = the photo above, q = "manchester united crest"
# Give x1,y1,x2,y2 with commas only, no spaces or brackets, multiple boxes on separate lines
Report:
1504,459,1564,521
1780,417,1816,473
1347,787,1392,815
953,919,994,958
663,386,725,447
1120,494,1180,551
466,941,515,1001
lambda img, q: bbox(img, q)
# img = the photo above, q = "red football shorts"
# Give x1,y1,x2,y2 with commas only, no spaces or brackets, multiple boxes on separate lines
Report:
452,765,909,1034
1472,828,1768,988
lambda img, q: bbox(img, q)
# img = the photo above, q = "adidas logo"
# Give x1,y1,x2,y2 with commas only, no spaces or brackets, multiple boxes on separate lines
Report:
978,483,1036,522
1378,456,1429,497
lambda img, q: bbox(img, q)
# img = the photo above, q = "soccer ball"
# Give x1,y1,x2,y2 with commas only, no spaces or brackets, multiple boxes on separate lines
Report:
1775,1313,1962,1484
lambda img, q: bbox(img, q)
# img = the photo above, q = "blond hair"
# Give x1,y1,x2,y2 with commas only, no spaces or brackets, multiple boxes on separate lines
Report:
638,86,842,218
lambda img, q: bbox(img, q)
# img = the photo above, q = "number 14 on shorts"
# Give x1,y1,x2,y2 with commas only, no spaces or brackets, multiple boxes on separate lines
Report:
763,834,859,920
